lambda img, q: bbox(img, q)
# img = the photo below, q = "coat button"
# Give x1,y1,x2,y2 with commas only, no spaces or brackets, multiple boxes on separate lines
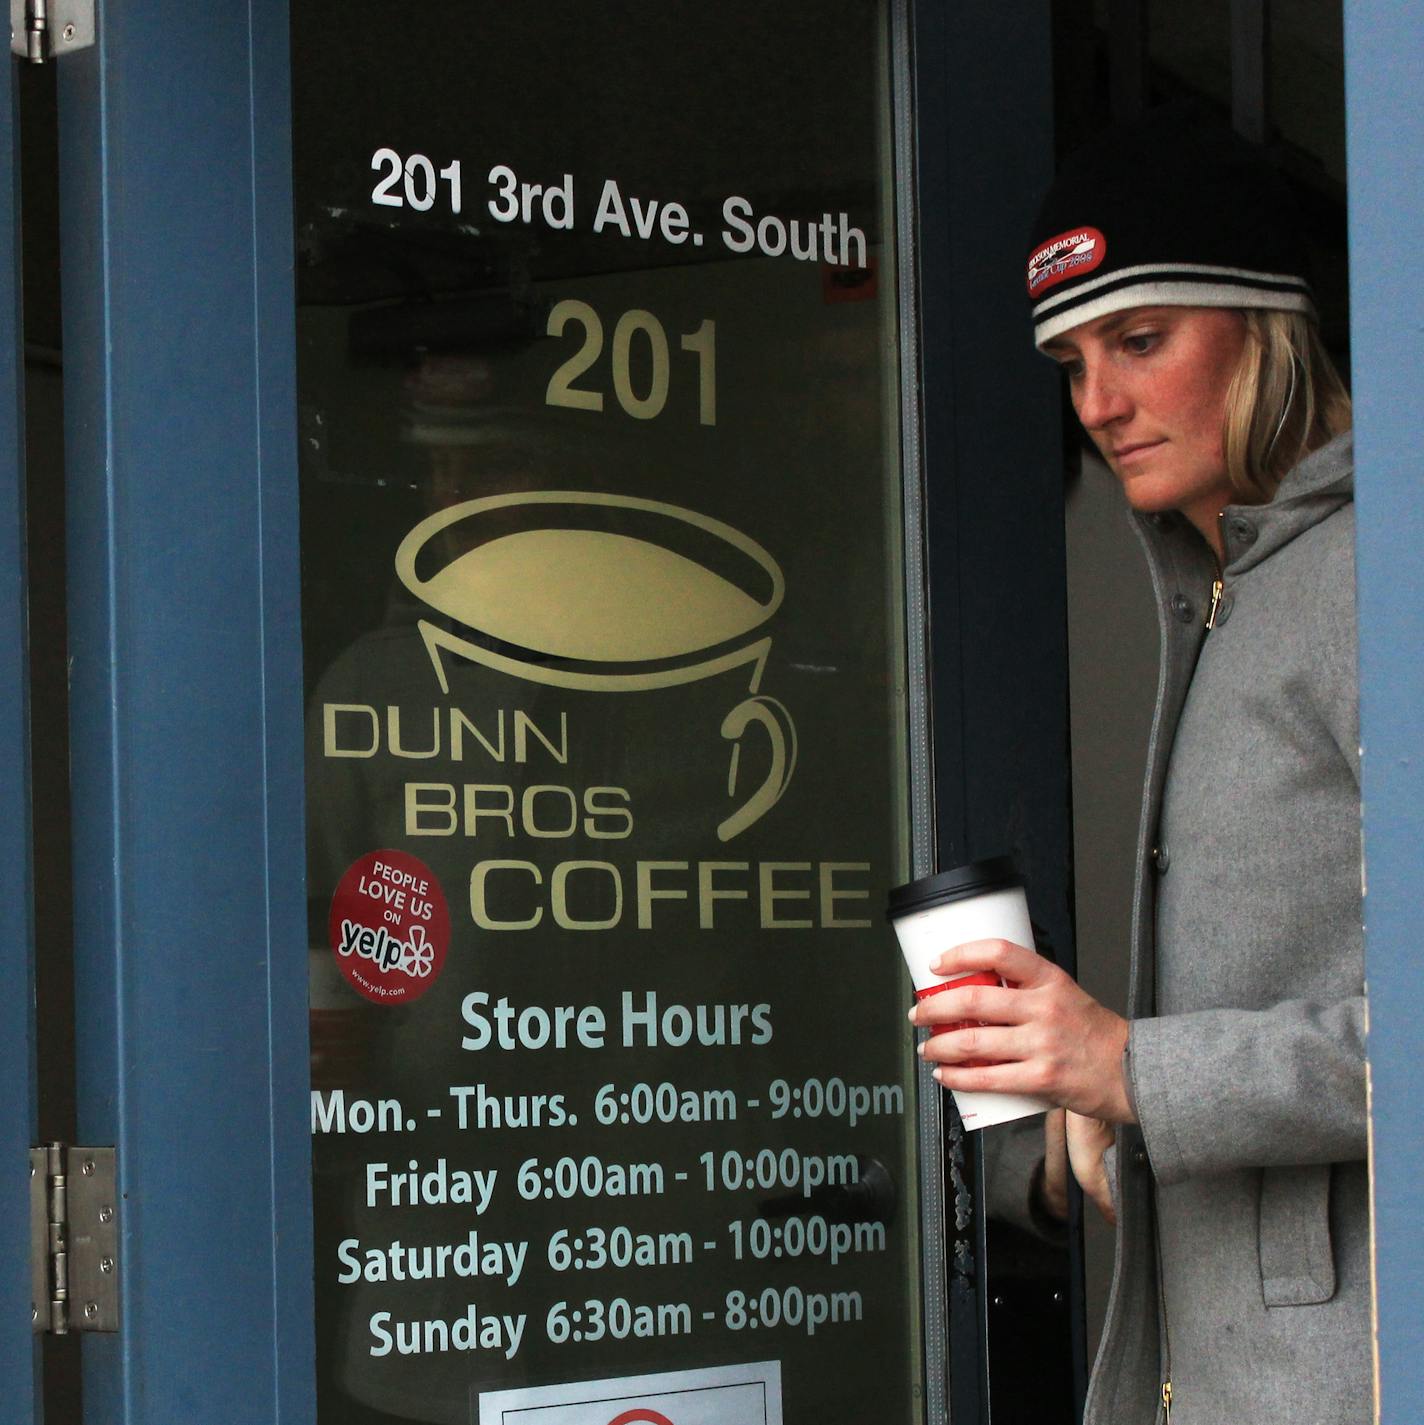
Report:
1228,516,1258,545
1170,593,1194,623
1213,592,1235,627
1132,1146,1149,1169
1152,843,1170,872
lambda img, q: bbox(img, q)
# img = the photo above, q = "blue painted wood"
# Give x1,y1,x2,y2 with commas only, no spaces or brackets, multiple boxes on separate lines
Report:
1342,8,1424,1421
56,0,314,1420
0,48,42,1425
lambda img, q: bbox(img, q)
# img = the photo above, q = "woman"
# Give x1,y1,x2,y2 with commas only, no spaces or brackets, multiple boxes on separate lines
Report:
911,112,1367,1423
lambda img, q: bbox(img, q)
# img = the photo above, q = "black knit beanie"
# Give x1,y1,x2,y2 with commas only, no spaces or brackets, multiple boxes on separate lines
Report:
1026,105,1315,349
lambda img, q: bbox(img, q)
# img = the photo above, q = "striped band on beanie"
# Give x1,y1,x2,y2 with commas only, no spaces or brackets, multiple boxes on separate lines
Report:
1027,105,1315,349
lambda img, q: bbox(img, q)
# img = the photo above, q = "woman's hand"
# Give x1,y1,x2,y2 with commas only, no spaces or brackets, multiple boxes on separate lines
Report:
1066,1110,1118,1225
908,937,1135,1123
1037,1109,1119,1225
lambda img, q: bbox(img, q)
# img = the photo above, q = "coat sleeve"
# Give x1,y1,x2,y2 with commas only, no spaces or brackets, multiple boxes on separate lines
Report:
1125,996,1367,1184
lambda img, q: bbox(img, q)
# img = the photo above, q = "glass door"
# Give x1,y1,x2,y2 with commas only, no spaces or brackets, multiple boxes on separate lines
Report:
292,3,935,1422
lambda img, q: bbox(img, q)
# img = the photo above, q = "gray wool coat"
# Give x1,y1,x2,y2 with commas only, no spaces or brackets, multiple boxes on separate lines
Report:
1084,432,1370,1425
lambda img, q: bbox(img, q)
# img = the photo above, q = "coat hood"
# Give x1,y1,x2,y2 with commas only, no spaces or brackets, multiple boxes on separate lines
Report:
1219,430,1354,575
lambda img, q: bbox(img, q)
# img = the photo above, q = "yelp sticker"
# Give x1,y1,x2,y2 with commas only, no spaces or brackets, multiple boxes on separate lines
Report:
329,850,451,1005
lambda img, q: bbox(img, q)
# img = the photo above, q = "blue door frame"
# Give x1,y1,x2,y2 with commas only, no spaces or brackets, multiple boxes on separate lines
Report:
1344,7,1424,1421
2,4,1417,1423
54,0,314,1420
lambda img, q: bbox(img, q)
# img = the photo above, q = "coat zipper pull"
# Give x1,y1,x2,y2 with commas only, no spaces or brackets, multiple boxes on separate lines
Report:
1161,1379,1173,1421
1206,578,1224,630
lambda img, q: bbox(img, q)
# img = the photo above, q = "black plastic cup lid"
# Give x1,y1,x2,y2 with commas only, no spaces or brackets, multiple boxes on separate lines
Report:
886,856,1023,920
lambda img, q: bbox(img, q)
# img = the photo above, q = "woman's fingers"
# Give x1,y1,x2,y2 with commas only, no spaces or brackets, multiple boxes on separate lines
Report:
907,983,1031,1028
918,1022,1027,1064
1065,1111,1117,1225
1065,1111,1115,1172
929,937,1047,983
930,1058,1053,1097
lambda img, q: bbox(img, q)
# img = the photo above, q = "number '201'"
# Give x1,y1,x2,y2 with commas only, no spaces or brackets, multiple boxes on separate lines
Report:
370,148,462,213
546,300,716,426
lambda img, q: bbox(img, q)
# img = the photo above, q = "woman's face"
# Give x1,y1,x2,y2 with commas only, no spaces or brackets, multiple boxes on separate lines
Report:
1044,305,1248,526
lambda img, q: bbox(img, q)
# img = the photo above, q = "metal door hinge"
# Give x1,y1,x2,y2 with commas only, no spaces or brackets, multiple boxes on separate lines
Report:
30,1144,119,1335
10,0,94,63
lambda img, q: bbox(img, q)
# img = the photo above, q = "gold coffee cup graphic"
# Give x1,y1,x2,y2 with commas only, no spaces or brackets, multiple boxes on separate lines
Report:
394,491,797,842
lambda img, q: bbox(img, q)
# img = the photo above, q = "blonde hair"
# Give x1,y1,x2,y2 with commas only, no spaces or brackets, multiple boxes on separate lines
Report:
1221,310,1352,502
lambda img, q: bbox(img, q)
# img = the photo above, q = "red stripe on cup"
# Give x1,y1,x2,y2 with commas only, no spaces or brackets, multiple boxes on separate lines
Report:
915,972,1002,1068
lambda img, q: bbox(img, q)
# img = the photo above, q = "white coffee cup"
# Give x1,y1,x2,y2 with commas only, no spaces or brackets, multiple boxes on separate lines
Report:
888,858,1052,1130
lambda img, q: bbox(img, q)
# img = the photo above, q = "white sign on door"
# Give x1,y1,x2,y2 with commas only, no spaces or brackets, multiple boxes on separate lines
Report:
476,1360,783,1425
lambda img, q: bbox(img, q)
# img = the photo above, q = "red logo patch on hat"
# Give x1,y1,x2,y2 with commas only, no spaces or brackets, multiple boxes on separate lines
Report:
1027,226,1107,297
